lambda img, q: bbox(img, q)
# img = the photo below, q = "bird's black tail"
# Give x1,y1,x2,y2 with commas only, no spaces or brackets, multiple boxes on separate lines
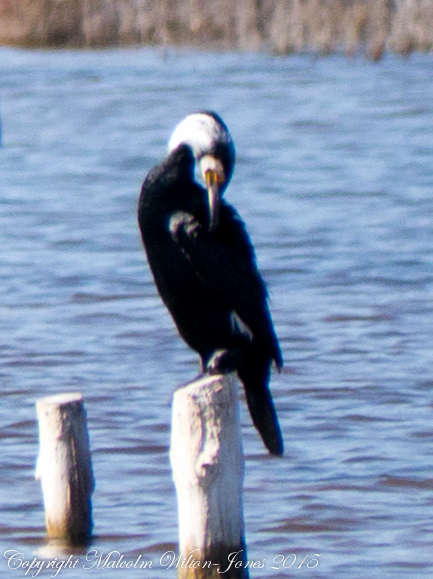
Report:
237,357,284,456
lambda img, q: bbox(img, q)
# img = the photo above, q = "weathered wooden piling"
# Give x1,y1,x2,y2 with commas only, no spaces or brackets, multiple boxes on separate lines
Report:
170,374,248,579
36,393,94,545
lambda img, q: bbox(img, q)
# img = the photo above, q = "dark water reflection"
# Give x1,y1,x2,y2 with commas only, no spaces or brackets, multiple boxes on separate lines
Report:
1,48,433,578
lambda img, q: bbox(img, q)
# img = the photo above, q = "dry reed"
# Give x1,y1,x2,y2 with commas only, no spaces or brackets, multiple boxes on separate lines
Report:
0,0,432,57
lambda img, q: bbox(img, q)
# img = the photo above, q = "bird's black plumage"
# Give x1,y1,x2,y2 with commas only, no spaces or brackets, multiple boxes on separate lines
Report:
138,113,284,455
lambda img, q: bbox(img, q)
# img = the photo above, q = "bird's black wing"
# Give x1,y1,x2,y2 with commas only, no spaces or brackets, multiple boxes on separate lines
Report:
169,201,282,368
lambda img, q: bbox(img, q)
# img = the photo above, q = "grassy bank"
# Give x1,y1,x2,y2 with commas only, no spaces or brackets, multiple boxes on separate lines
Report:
1,0,432,58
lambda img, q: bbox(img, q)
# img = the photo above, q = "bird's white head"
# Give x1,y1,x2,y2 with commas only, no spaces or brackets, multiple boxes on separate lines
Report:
168,112,234,170
168,112,235,230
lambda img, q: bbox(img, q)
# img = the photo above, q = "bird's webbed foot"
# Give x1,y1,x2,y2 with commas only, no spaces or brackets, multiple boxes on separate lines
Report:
206,348,243,376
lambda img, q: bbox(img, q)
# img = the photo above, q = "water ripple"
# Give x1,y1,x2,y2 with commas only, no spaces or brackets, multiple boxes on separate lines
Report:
0,48,433,579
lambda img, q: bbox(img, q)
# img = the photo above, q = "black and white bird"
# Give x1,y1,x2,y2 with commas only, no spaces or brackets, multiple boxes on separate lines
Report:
138,112,284,456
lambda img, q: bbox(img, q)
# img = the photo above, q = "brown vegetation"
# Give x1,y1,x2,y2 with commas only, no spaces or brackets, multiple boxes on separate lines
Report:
0,0,432,57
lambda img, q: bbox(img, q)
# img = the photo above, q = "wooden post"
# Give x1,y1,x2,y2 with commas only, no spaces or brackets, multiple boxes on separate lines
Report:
170,374,248,579
35,393,94,545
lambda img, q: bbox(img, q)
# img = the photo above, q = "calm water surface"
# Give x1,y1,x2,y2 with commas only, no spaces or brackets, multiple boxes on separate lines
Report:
1,47,433,578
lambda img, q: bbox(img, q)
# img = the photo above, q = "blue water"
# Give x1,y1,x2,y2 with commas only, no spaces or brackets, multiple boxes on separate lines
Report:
1,47,433,578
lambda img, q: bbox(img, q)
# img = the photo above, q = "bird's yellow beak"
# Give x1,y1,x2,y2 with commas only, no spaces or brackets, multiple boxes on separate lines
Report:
205,169,221,232
201,155,225,232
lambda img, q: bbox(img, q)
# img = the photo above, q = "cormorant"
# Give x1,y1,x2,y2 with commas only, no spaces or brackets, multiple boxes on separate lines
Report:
138,112,284,456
